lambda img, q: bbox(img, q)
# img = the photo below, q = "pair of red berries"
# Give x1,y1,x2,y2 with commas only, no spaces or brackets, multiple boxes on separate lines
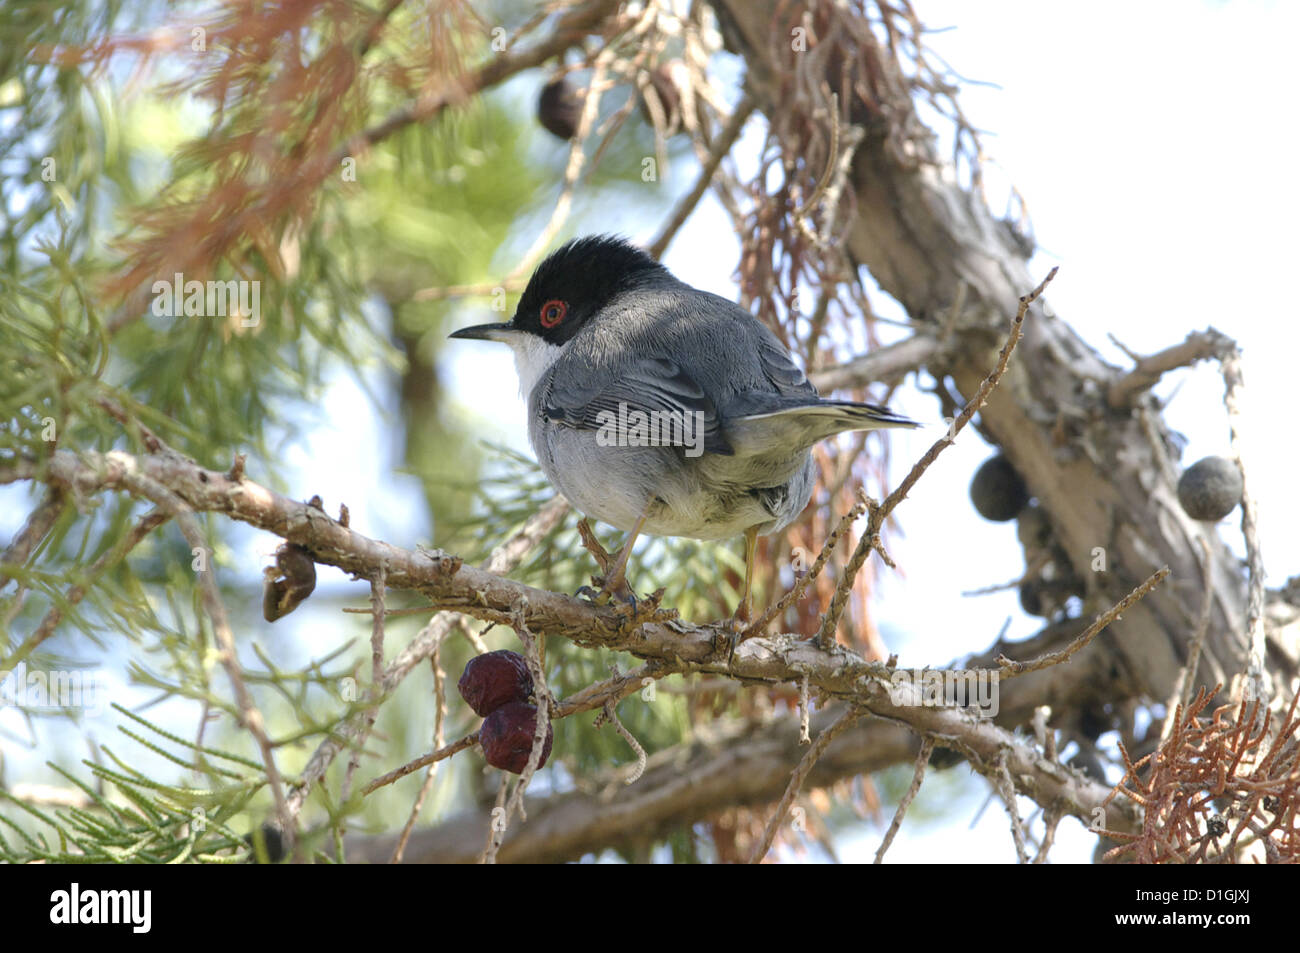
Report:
458,650,553,774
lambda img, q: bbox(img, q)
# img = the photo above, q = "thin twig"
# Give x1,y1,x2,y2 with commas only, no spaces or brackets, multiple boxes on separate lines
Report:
748,706,861,863
171,489,291,839
1161,537,1214,741
1107,327,1235,408
1221,347,1269,708
743,491,867,638
390,648,447,863
873,735,934,863
455,615,491,655
797,673,811,744
997,567,1170,678
597,699,647,784
816,268,1058,647
993,749,1030,863
792,88,841,223
342,566,388,803
1033,805,1063,863
0,487,66,588
647,94,756,259
480,776,510,864
362,734,479,795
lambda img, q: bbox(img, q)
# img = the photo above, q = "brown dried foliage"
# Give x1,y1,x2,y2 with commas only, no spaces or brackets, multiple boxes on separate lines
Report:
42,0,484,307
719,1,984,648
1100,685,1300,863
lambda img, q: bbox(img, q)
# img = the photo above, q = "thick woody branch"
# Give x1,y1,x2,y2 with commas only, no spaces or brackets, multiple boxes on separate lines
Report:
1107,327,1236,408
345,702,1139,863
808,332,944,393
18,447,1143,836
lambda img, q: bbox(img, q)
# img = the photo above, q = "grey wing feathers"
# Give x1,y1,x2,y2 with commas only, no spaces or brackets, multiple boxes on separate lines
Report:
539,285,913,460
754,331,817,397
540,355,733,455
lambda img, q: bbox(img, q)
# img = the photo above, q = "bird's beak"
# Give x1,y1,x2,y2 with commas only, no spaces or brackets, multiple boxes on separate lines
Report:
449,320,521,343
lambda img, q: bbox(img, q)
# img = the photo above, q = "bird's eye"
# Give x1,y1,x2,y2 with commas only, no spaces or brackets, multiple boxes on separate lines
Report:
540,299,567,328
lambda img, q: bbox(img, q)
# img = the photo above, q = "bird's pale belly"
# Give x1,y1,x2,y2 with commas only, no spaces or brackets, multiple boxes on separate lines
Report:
534,424,812,540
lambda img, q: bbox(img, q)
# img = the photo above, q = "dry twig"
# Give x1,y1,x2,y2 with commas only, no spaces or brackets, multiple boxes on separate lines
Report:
814,267,1058,648
873,735,934,863
748,706,861,863
997,567,1170,679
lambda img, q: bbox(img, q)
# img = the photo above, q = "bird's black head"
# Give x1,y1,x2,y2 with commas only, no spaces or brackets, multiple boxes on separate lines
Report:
512,235,669,344
450,235,669,347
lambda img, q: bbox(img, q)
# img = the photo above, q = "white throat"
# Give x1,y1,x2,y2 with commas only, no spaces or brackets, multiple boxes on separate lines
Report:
507,333,566,399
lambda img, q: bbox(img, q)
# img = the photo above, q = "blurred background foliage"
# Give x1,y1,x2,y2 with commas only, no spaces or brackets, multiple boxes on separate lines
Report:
0,0,762,862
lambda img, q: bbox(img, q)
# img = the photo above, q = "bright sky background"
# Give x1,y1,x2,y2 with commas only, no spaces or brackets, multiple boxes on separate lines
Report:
5,0,1296,864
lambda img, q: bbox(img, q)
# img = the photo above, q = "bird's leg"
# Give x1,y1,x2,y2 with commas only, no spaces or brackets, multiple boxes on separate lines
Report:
575,518,613,577
727,526,759,662
732,525,758,625
599,512,646,604
577,510,647,609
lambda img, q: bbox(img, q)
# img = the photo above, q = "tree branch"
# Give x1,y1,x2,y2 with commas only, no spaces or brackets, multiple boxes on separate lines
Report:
17,446,1144,841
345,702,1139,863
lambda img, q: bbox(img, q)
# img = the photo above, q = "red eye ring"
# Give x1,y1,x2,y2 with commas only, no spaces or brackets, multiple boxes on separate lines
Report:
540,299,567,328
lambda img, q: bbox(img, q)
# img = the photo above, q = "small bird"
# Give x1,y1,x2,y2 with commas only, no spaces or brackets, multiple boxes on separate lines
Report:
451,235,917,632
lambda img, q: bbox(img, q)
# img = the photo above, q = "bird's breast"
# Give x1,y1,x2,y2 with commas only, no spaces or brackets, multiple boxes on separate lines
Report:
529,419,814,540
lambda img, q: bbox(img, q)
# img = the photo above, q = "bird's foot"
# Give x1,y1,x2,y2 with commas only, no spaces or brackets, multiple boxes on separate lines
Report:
722,601,752,666
576,576,638,614
577,583,678,629
628,587,677,626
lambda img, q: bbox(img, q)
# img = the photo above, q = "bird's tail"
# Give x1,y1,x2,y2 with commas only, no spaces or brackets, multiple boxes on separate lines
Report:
784,400,919,430
728,400,919,456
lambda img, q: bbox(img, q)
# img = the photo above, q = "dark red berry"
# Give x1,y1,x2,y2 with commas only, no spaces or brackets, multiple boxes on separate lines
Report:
458,650,532,717
479,701,553,774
